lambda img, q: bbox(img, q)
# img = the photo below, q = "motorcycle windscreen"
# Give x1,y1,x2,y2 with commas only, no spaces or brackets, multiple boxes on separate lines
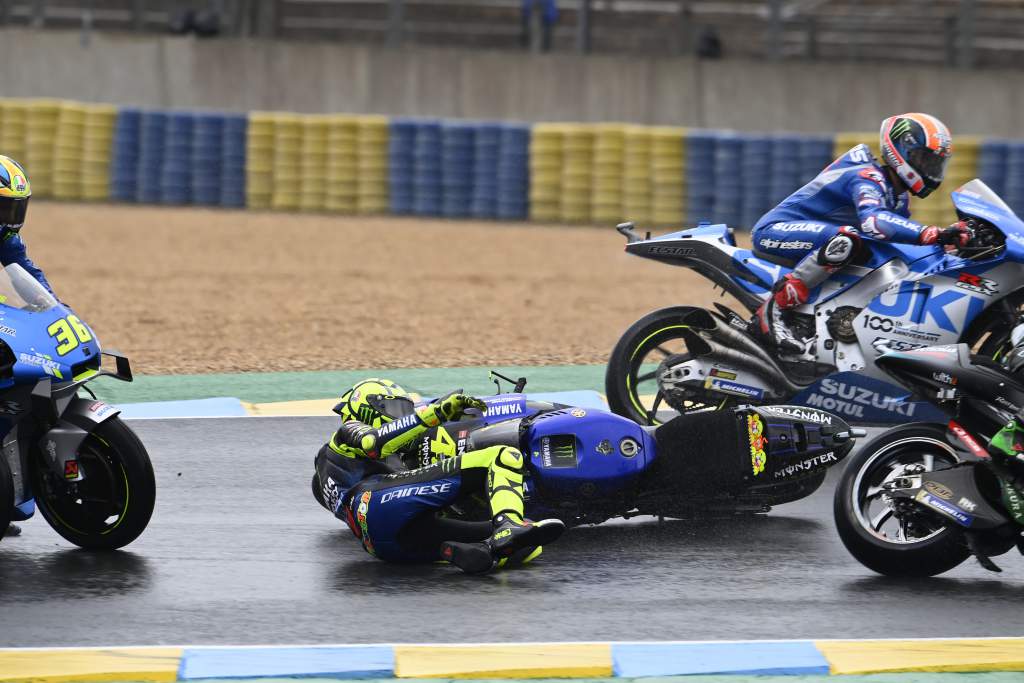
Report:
367,394,416,420
0,263,56,312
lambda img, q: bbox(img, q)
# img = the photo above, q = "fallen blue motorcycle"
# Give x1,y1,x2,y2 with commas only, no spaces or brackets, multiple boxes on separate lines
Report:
400,375,859,524
0,264,154,549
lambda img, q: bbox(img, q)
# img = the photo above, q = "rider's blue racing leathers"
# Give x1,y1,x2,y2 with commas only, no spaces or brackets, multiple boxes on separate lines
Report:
750,145,938,351
2,233,53,294
752,144,927,260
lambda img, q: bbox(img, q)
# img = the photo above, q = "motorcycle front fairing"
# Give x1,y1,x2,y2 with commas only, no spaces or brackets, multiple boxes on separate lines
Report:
0,264,132,521
815,180,1024,384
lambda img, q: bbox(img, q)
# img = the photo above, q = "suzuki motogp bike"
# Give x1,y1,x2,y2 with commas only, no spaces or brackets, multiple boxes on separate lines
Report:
0,264,154,550
608,179,1022,427
834,340,1024,577
388,375,859,525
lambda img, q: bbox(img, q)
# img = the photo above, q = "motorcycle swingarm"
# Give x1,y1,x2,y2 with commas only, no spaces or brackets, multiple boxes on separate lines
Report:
661,357,777,403
889,466,1009,530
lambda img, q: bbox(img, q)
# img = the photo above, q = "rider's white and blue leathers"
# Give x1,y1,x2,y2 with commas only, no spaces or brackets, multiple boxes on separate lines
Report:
752,144,928,260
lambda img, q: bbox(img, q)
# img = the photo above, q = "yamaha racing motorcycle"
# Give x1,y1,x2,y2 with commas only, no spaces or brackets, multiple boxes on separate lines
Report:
835,339,1024,577
0,264,154,549
608,179,1022,427
397,375,858,525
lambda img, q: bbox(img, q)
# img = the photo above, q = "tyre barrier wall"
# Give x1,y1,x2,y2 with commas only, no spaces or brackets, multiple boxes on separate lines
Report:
0,98,1007,228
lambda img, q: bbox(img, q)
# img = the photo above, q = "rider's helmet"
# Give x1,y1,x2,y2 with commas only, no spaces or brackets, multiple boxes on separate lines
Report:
333,378,414,428
879,113,953,199
0,156,30,240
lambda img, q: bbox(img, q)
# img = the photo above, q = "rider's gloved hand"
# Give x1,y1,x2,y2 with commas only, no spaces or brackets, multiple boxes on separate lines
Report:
434,391,488,422
919,221,974,248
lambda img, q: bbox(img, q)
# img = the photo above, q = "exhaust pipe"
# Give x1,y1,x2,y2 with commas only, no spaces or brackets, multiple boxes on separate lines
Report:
682,331,802,396
681,310,803,395
682,308,787,372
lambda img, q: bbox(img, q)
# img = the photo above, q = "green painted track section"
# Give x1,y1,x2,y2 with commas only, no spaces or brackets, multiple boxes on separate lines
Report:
88,365,606,404
106,676,1024,683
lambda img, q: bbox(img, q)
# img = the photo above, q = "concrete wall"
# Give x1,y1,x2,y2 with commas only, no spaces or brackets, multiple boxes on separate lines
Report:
3,28,1022,136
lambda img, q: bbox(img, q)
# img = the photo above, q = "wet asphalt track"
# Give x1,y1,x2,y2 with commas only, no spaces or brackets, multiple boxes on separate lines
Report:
2,416,1024,648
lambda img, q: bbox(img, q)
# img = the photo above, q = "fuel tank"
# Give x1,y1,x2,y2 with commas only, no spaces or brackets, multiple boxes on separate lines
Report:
518,407,656,501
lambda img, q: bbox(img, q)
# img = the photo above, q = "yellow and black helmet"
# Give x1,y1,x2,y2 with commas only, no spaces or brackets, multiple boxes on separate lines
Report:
0,156,30,234
333,378,414,428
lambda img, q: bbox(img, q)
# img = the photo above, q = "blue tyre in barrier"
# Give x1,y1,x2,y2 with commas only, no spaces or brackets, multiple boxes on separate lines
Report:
160,113,195,205
495,124,530,219
136,111,167,204
388,118,418,214
111,108,143,202
220,114,247,207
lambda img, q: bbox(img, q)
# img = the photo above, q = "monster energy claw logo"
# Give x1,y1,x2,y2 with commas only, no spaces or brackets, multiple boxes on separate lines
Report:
540,436,576,469
890,118,913,140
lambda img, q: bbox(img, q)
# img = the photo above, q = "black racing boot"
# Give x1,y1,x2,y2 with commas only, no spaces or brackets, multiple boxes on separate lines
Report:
497,545,543,569
442,516,565,574
489,514,565,559
440,541,495,575
3,523,21,538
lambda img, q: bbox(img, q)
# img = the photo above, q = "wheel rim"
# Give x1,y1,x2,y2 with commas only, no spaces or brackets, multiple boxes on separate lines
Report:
37,435,131,536
850,436,959,545
625,325,729,425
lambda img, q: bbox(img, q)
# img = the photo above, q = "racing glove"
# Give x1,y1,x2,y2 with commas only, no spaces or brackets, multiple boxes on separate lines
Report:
433,391,488,422
919,221,974,248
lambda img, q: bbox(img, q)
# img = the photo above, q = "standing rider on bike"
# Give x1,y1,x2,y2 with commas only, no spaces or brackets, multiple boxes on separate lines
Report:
313,379,565,574
0,155,56,538
751,113,971,356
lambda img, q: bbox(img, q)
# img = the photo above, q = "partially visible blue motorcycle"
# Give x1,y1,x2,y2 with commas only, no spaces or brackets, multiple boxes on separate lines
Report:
398,375,859,524
607,179,1024,427
0,264,154,549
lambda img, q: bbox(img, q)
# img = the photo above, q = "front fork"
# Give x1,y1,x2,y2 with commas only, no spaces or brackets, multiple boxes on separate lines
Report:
8,394,122,520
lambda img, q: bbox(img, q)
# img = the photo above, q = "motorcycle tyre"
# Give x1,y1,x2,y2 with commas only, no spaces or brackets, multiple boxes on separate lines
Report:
833,423,970,577
0,455,12,542
33,416,155,550
606,306,717,424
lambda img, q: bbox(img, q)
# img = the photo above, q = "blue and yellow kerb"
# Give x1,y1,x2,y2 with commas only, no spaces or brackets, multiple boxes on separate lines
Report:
3,638,1024,681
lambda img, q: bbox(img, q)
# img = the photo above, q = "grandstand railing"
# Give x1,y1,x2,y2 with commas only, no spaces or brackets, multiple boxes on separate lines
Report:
2,0,1020,68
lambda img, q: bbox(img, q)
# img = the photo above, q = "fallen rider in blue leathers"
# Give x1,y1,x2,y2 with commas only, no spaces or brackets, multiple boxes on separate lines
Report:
312,379,565,574
751,113,971,356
